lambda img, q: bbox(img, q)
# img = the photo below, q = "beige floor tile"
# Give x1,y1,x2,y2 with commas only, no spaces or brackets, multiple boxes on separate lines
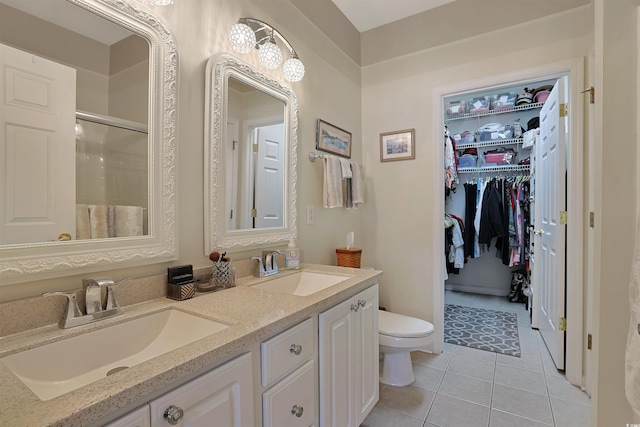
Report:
550,398,591,427
489,409,553,426
492,384,553,425
360,405,424,427
426,394,490,427
412,364,445,392
494,363,548,396
377,384,435,420
411,350,452,371
545,375,591,407
497,351,544,373
438,371,493,406
448,352,496,381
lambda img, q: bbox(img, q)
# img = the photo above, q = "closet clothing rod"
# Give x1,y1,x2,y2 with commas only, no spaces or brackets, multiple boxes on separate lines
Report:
76,111,148,134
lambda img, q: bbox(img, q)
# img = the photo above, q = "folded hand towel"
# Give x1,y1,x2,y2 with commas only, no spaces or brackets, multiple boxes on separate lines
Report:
340,158,352,179
351,162,364,206
626,216,640,418
323,156,343,208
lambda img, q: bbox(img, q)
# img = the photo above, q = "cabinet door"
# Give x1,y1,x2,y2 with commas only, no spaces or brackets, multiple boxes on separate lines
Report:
104,405,150,427
149,352,254,427
263,360,316,427
319,298,355,427
354,285,379,426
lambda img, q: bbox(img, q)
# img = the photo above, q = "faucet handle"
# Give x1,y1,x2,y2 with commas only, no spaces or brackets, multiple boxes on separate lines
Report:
43,291,83,324
104,278,131,311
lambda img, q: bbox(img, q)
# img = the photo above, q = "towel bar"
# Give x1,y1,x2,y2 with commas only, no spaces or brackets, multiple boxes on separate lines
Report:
308,152,362,167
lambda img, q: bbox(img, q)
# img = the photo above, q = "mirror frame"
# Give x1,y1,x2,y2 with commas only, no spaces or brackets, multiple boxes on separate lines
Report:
204,53,298,252
0,0,178,285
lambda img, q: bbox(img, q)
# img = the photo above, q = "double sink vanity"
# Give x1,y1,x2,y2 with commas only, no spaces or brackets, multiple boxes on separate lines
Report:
0,264,381,427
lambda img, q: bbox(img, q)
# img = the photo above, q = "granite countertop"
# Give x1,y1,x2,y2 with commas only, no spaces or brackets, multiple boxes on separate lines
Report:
0,264,382,427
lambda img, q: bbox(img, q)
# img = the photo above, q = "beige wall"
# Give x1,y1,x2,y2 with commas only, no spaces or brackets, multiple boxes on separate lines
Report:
0,0,364,302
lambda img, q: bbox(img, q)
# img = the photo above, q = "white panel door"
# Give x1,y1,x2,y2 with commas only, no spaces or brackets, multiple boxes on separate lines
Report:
0,43,76,244
536,77,567,370
254,123,284,228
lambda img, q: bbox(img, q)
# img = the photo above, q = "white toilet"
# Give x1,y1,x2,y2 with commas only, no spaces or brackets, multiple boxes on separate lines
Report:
378,309,435,387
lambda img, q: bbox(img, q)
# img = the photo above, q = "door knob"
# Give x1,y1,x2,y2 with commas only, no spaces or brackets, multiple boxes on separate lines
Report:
534,229,544,236
291,404,304,417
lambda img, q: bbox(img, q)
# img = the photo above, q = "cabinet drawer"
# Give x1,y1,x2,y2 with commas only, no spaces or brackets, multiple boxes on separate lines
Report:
261,318,313,387
263,360,316,427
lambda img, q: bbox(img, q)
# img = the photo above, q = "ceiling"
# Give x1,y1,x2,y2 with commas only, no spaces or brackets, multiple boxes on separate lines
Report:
330,0,456,32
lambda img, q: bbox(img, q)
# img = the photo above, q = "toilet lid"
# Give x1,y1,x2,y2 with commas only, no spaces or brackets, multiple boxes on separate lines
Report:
378,310,434,338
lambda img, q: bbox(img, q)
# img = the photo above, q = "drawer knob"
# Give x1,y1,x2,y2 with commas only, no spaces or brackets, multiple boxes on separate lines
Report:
358,299,366,308
163,405,184,425
290,344,303,355
291,404,304,417
351,303,359,312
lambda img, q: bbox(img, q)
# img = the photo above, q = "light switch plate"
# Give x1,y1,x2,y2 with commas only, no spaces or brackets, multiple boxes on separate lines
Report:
306,205,315,225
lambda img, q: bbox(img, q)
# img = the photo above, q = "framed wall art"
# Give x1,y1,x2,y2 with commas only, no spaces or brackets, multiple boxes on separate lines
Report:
316,119,352,158
380,128,415,162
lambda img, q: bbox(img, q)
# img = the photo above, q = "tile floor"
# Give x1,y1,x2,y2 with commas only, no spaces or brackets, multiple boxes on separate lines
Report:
362,290,591,427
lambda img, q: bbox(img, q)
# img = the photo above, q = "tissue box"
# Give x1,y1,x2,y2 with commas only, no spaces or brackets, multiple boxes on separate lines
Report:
336,248,362,268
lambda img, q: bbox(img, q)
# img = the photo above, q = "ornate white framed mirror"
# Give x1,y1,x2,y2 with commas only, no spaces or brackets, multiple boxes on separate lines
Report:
0,0,178,285
204,54,298,252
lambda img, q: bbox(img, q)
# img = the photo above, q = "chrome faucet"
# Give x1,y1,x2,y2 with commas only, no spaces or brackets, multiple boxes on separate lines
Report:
44,277,130,328
252,250,283,278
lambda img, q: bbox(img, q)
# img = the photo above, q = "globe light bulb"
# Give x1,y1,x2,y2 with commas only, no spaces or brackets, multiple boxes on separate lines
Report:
228,23,256,54
258,39,283,70
283,56,305,82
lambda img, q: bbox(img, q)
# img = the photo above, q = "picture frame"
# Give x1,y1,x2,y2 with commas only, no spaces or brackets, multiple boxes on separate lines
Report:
380,128,415,162
316,119,352,158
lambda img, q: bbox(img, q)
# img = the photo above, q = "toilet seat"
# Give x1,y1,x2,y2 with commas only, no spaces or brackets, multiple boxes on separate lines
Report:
378,310,434,338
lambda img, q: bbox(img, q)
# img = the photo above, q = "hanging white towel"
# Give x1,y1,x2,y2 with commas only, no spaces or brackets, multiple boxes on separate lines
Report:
75,204,91,240
323,156,343,208
626,215,640,419
111,205,144,237
351,162,364,206
88,205,109,239
339,158,352,179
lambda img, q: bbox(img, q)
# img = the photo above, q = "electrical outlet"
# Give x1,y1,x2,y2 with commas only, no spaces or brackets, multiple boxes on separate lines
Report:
306,205,315,225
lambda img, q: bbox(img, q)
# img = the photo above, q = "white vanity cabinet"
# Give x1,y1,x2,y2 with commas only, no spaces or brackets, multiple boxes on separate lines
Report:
318,284,379,427
261,318,317,427
104,405,150,427
149,352,255,427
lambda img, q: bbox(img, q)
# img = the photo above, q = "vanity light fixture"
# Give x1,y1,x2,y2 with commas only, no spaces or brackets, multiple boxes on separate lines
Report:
228,18,305,82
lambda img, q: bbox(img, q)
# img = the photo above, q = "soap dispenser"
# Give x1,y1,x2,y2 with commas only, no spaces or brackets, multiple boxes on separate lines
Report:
285,238,300,269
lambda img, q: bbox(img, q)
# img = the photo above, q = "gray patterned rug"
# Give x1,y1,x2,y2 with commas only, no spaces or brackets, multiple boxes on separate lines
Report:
444,304,521,357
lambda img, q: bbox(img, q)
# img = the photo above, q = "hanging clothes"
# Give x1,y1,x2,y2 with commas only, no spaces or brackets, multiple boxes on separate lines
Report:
444,128,459,195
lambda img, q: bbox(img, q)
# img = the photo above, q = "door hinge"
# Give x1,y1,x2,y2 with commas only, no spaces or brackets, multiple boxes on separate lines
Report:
251,208,257,218
229,209,233,220
232,140,238,150
589,212,594,228
560,210,568,225
559,103,568,117
587,333,592,350
252,143,259,153
559,317,567,331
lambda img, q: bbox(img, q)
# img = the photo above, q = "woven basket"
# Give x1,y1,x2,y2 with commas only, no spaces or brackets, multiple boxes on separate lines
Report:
336,248,362,268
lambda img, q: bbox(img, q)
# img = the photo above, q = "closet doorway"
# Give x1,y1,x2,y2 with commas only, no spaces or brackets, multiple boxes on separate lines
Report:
433,58,585,388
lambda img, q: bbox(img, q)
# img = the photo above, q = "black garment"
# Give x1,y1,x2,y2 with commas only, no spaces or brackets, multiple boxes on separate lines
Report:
463,182,477,259
478,179,504,246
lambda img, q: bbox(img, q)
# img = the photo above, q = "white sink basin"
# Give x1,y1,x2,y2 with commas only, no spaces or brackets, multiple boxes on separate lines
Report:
1,309,228,401
252,271,351,296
